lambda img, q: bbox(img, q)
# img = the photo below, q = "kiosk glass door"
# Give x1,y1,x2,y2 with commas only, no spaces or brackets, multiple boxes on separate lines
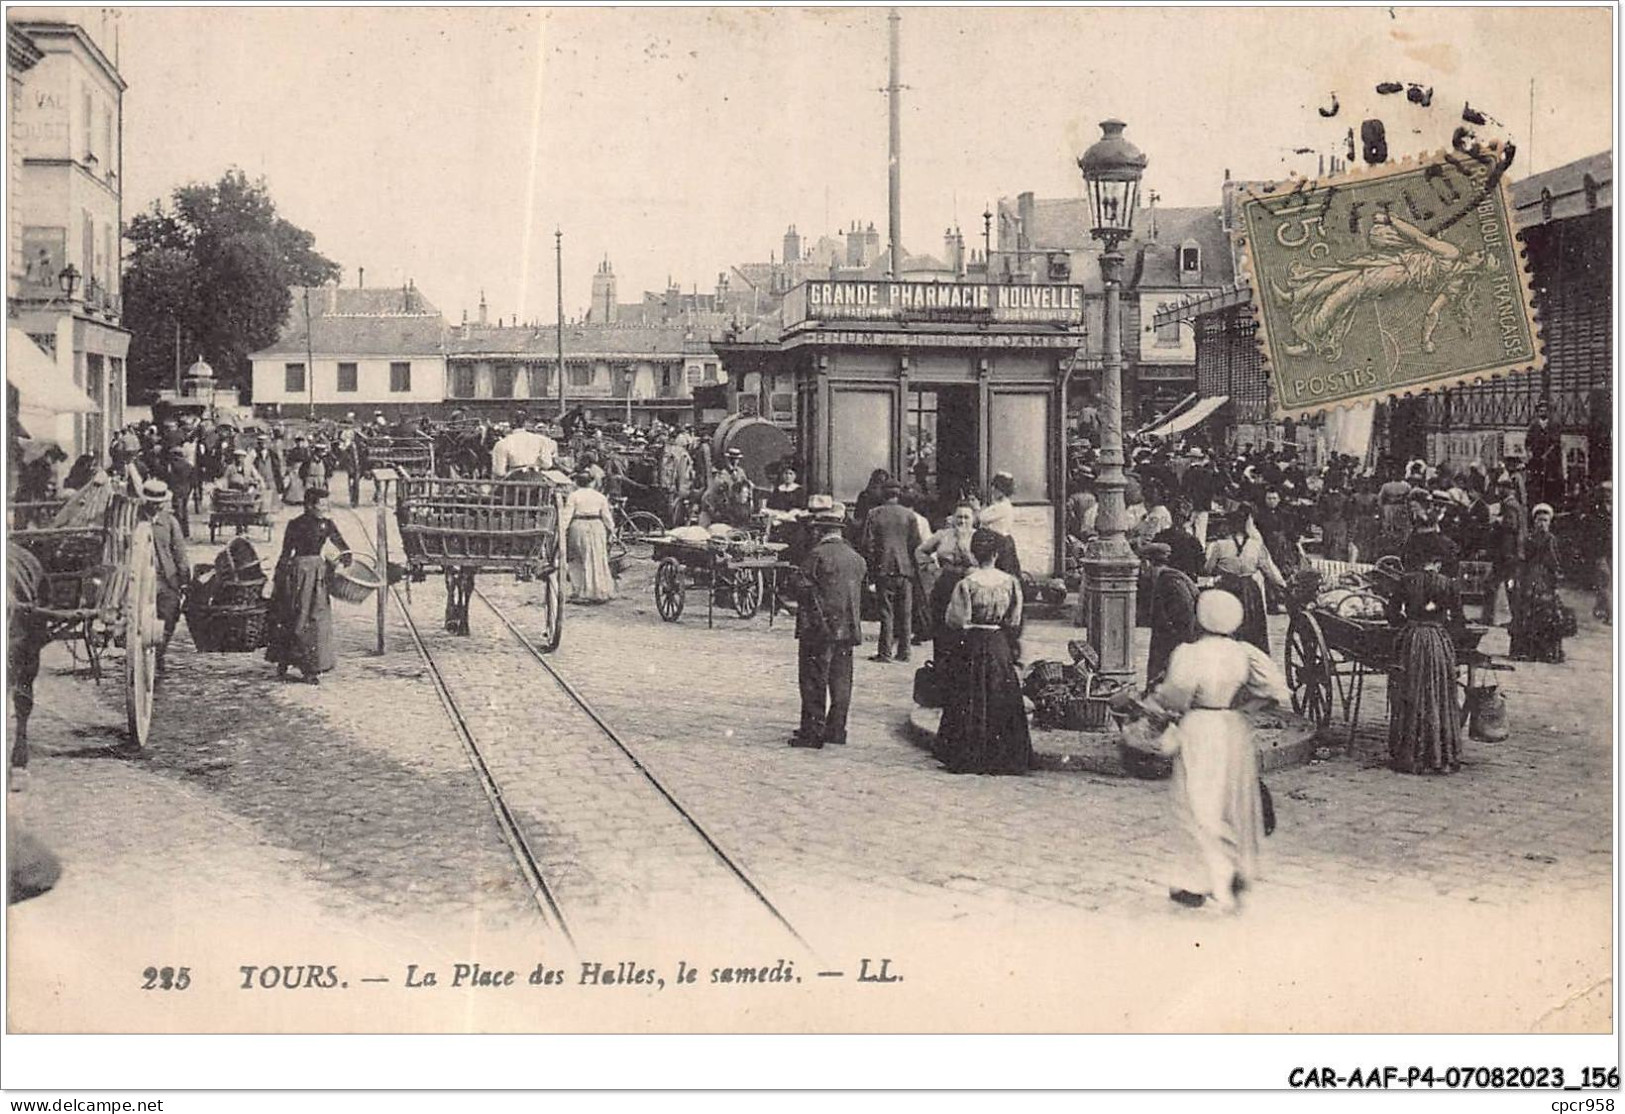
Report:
909,385,979,518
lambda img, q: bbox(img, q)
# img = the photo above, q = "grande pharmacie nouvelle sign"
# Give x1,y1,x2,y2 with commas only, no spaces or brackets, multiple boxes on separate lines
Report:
791,281,1086,325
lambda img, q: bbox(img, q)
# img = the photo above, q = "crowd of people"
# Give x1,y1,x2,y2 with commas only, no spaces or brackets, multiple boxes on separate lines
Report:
1062,422,1610,670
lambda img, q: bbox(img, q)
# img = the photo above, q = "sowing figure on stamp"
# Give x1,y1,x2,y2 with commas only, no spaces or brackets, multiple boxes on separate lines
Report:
1270,212,1499,362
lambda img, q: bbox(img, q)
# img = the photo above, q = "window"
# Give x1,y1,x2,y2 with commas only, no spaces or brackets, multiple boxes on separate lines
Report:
569,365,592,387
82,90,93,159
337,362,358,392
493,364,517,399
526,363,550,397
101,107,113,174
704,361,719,382
988,392,1051,501
1180,244,1201,273
285,363,306,393
1154,303,1182,348
830,389,894,501
451,365,475,399
389,361,411,392
661,367,673,390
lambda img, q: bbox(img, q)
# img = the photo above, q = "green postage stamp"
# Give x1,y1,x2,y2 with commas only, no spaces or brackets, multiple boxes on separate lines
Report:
1235,145,1542,417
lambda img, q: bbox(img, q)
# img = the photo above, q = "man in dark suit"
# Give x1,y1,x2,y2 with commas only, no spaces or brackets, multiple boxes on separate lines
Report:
792,496,867,749
860,481,921,663
163,445,196,539
1525,400,1563,510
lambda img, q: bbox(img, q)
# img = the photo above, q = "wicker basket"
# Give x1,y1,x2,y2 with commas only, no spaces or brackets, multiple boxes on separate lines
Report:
189,604,268,653
1064,676,1125,730
329,553,383,604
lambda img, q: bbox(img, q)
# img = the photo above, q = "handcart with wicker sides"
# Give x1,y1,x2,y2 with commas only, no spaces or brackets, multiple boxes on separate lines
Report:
208,488,271,543
396,475,564,644
651,527,788,629
1285,556,1502,746
361,431,436,483
8,485,161,747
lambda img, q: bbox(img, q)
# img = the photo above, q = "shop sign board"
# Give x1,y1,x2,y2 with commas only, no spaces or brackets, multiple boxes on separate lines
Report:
783,329,1084,350
785,281,1086,326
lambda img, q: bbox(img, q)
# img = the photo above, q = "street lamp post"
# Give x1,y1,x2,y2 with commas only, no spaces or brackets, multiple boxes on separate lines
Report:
1077,118,1147,689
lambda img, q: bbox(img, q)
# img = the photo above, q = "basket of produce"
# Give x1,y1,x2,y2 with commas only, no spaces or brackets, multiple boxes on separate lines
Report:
329,552,384,604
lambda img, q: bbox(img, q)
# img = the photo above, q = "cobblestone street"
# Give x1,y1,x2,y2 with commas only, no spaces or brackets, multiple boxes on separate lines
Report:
7,498,1613,1033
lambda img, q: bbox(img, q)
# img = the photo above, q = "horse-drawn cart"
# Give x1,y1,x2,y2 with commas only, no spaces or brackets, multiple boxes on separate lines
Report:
396,474,564,644
1284,557,1501,746
8,488,161,751
651,531,788,628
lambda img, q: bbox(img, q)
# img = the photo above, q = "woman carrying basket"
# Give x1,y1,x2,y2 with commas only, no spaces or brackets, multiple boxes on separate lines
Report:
266,488,351,685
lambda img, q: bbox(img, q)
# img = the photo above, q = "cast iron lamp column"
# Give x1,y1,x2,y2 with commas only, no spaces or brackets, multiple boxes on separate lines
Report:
1077,119,1147,688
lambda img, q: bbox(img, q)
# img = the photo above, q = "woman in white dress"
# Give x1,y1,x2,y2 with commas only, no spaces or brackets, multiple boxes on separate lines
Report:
560,470,617,603
1142,590,1289,912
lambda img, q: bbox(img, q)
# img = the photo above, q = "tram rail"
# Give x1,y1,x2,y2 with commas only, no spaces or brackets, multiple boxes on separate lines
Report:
339,504,807,954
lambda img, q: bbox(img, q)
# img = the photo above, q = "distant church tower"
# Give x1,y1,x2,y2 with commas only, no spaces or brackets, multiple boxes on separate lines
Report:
590,256,618,324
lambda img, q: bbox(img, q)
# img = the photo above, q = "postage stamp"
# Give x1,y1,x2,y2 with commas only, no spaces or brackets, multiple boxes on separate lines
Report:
1234,144,1542,417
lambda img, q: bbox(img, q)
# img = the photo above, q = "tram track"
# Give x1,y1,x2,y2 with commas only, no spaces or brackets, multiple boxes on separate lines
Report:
339,503,808,956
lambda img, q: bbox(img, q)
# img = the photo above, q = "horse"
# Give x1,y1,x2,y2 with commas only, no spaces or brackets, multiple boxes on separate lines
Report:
8,543,48,775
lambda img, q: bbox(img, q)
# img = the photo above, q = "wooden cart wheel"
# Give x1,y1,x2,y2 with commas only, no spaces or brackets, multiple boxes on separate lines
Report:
621,511,665,559
654,558,685,622
732,568,762,619
536,564,564,652
123,521,158,749
1285,609,1334,733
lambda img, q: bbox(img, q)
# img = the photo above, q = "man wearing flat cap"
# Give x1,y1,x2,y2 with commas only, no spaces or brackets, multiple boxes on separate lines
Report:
792,496,867,749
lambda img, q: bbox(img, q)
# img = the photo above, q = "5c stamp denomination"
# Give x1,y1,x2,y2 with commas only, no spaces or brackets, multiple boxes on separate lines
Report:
1235,144,1542,417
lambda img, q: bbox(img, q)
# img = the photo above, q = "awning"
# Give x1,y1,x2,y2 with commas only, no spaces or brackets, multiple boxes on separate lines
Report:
1142,394,1228,438
7,329,99,414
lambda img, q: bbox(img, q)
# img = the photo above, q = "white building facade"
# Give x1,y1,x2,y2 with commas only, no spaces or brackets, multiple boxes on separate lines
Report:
7,14,128,461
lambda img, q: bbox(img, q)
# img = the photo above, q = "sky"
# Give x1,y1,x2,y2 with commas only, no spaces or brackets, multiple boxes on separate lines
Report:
48,5,1617,325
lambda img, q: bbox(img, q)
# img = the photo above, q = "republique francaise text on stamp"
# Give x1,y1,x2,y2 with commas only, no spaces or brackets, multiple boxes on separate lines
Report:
1235,145,1542,418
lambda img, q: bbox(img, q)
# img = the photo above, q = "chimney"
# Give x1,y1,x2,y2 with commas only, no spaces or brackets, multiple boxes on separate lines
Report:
358,266,364,289
478,290,488,326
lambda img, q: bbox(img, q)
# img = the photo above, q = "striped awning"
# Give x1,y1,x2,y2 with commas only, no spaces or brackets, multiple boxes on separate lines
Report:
1141,394,1228,438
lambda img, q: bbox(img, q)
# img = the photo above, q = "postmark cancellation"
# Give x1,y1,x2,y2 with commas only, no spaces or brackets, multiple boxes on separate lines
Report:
1234,145,1543,418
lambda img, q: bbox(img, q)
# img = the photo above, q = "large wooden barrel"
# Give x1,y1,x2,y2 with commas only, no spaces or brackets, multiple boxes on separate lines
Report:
711,415,792,490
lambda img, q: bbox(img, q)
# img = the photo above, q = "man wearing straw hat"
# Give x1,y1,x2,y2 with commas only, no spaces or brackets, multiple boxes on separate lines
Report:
140,479,191,677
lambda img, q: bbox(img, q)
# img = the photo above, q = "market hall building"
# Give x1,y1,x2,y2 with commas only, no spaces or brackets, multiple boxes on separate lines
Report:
718,279,1092,578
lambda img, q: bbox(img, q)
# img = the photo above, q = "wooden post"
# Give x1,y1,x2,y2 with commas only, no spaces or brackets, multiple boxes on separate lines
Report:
373,467,398,654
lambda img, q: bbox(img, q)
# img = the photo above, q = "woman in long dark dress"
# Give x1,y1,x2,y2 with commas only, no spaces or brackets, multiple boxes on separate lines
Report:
1512,502,1566,662
265,488,350,684
1386,558,1464,774
934,529,1031,775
